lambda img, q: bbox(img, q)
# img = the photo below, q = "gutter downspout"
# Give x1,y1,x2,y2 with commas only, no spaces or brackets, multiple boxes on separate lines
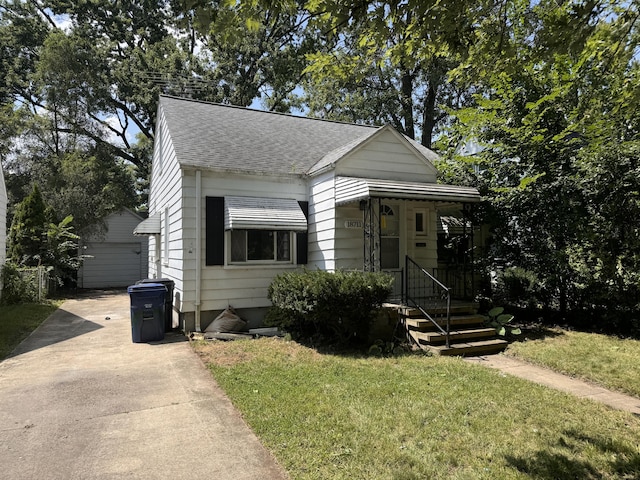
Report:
195,169,202,332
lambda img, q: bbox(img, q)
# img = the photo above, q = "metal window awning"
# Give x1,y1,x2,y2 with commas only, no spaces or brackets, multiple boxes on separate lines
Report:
335,176,481,205
133,212,161,235
224,196,307,231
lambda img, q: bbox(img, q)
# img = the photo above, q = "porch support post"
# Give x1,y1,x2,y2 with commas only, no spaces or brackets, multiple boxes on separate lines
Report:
463,204,467,299
363,198,381,272
462,202,474,300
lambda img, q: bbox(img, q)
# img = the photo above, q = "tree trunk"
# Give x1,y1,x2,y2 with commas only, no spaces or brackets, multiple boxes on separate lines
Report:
421,80,437,148
400,67,415,140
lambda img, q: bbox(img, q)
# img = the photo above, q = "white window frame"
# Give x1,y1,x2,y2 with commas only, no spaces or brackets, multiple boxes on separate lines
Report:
227,229,294,265
415,209,428,236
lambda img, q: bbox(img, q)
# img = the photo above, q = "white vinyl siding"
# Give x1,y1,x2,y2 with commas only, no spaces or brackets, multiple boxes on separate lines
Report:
334,203,365,271
181,171,307,312
146,105,184,292
335,130,438,183
163,207,170,265
308,172,336,270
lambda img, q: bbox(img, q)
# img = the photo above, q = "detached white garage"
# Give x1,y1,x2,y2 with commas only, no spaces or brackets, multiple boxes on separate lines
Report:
78,209,149,289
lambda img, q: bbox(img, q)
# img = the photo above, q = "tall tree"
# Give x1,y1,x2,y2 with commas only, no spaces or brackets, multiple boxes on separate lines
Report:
174,0,315,111
302,0,484,147
446,0,640,314
1,0,314,227
7,184,49,265
1,0,219,233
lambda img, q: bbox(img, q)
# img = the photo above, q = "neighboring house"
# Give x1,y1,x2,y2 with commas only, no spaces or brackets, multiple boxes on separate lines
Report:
135,95,481,332
0,162,6,296
79,209,148,289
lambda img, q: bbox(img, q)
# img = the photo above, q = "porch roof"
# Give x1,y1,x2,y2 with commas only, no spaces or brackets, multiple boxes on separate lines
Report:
133,212,161,235
334,177,482,205
224,196,307,231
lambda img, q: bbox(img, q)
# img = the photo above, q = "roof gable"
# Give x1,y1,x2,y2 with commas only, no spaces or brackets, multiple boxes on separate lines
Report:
309,125,438,181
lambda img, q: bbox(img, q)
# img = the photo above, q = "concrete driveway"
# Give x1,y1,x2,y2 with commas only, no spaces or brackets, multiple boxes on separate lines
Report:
0,291,287,480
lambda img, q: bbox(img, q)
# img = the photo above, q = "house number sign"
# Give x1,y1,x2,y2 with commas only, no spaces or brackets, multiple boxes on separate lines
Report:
344,219,364,229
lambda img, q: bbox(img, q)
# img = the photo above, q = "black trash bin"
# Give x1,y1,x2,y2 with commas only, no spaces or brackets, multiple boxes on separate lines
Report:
127,283,166,343
137,278,175,332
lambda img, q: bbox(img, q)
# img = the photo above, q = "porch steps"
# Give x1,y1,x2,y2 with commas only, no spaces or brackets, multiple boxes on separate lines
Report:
405,315,485,330
402,305,481,317
426,339,509,356
400,303,508,357
411,327,497,345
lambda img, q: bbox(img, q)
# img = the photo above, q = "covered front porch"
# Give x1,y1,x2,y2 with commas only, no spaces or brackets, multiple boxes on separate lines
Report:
333,176,483,300
333,176,505,356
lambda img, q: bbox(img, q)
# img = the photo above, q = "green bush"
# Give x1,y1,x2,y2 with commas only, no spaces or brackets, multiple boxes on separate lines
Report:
266,270,394,348
0,263,40,305
494,267,542,308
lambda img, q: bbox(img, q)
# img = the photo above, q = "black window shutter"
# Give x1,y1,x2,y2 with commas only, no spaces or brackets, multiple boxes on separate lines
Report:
206,197,225,266
296,201,309,265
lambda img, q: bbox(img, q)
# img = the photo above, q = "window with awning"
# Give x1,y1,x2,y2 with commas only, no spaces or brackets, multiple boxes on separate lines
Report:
206,196,308,266
224,196,308,231
133,212,161,235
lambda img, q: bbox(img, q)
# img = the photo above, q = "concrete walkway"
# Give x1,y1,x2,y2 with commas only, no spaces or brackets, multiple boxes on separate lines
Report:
0,292,287,480
465,354,640,415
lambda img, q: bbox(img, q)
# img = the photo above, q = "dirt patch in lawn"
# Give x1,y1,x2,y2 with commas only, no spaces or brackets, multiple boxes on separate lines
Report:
193,337,324,368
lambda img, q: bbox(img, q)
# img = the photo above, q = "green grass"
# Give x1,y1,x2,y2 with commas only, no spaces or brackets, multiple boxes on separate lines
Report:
506,328,640,398
0,302,61,360
194,338,640,480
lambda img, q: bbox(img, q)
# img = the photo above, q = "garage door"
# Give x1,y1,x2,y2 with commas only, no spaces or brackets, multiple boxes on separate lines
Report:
81,242,144,288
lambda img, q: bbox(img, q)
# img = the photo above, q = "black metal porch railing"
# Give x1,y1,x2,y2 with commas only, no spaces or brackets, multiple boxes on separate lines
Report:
432,267,481,300
404,256,451,348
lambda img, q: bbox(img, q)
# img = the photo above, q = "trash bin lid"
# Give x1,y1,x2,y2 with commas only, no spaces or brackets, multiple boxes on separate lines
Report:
127,283,167,294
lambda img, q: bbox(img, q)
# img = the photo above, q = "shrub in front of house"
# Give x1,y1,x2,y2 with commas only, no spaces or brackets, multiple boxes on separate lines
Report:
266,270,394,348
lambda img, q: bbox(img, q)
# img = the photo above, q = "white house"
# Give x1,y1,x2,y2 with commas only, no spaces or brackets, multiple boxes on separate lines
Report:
136,95,481,332
79,209,149,289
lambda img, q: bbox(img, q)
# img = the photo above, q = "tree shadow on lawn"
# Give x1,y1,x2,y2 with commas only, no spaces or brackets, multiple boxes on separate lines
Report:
506,323,566,343
507,304,640,339
504,429,640,479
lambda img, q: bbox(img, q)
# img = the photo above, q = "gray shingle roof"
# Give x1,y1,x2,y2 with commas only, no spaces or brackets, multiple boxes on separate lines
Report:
158,95,438,176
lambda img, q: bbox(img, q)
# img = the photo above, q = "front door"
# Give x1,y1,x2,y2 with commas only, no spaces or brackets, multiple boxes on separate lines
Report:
380,203,400,269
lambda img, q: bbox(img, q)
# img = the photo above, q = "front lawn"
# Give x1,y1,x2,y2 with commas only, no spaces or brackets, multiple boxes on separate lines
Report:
194,338,640,480
0,302,60,360
506,328,640,398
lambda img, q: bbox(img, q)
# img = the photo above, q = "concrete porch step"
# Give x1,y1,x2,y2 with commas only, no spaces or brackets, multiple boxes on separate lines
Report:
405,315,485,331
411,327,497,345
426,339,509,357
401,303,479,318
